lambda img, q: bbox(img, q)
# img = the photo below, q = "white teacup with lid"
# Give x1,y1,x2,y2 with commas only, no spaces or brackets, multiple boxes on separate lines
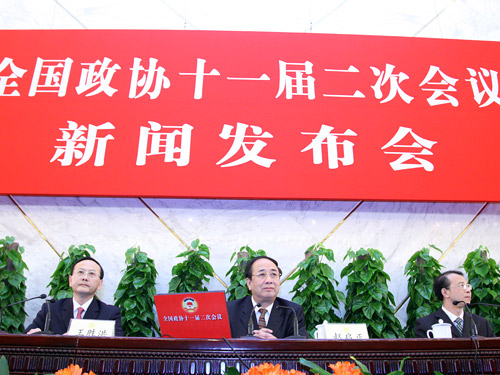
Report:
426,319,452,338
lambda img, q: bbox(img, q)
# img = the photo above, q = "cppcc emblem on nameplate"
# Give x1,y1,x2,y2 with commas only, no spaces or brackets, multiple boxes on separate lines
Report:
182,297,198,313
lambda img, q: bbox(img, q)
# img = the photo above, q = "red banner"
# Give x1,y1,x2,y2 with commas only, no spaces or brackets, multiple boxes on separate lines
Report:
1,30,499,201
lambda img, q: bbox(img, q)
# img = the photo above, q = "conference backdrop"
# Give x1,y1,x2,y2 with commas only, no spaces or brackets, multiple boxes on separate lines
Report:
1,30,499,201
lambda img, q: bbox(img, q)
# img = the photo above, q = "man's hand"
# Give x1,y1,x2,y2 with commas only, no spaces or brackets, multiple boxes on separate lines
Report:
253,328,277,339
26,328,41,334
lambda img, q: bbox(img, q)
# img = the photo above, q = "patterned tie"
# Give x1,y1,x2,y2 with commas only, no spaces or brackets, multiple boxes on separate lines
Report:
454,317,463,335
76,307,84,319
258,308,267,329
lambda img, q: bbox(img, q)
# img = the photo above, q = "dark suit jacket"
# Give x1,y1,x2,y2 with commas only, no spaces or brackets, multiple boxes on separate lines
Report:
227,296,308,338
24,298,124,336
414,307,495,338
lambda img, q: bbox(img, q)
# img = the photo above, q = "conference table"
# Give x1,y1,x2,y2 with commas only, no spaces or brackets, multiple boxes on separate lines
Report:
1,334,499,375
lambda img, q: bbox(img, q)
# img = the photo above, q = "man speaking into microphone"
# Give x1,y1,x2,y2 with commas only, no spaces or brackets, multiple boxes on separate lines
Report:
415,270,495,338
227,256,308,339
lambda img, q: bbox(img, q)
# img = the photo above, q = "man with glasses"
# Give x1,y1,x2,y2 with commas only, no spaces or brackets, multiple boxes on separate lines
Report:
414,270,494,338
25,256,124,336
227,256,308,339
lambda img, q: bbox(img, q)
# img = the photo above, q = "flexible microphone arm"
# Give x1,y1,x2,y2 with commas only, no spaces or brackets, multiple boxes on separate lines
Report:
246,303,261,336
0,294,47,330
453,300,478,336
277,305,306,339
468,302,500,308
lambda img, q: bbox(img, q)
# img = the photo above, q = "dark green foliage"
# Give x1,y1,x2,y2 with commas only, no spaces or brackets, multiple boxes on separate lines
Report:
0,236,28,333
168,239,214,293
114,246,159,337
47,244,96,300
289,243,344,337
462,245,500,336
225,246,267,301
404,245,443,337
342,247,404,338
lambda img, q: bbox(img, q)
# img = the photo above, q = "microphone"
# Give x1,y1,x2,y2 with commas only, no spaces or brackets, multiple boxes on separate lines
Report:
0,294,47,331
453,301,478,336
277,305,306,339
245,303,261,337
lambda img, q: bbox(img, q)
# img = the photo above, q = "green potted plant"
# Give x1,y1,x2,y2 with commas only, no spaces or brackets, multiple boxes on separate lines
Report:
289,243,344,337
47,244,96,300
114,246,159,337
403,245,443,337
341,247,404,338
462,245,500,336
0,236,28,333
169,239,214,293
225,245,267,301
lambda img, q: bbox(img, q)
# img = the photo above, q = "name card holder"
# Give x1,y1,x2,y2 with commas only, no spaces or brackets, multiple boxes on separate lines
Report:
67,319,115,337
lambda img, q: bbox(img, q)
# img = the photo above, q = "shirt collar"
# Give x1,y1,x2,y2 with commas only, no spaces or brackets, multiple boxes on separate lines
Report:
251,296,274,312
442,305,464,321
73,297,93,315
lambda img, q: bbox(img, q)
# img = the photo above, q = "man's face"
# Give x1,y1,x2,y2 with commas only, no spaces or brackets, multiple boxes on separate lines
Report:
246,258,280,305
442,273,472,306
69,259,103,297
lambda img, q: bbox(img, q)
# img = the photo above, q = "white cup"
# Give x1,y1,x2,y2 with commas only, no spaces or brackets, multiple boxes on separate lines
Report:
426,322,452,338
314,322,327,339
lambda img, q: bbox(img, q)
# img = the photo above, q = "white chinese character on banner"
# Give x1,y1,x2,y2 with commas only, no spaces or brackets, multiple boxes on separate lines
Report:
0,57,27,96
301,125,357,169
136,121,193,166
381,126,437,171
76,57,121,97
129,57,170,99
50,121,115,166
179,58,220,99
371,64,414,104
29,57,73,97
419,65,459,106
323,65,365,99
217,122,276,168
466,67,500,107
276,60,315,100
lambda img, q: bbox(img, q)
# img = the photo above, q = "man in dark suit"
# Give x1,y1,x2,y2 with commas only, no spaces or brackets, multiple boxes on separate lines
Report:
25,257,124,336
415,270,494,338
227,256,308,339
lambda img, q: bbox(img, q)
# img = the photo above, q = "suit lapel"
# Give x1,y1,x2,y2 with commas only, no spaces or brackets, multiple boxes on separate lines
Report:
84,298,99,319
436,308,462,337
61,299,74,332
267,300,284,337
238,296,256,334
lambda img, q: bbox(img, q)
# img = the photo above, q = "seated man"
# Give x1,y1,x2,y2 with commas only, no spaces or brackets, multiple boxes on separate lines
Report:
25,256,124,336
415,270,494,338
227,255,308,339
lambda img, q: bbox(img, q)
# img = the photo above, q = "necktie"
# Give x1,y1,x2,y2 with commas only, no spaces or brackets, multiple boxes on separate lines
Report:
454,317,463,335
258,308,267,329
76,307,84,319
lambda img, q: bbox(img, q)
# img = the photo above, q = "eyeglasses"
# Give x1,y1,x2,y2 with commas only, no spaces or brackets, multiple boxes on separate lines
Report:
447,283,473,291
252,271,280,280
75,268,99,279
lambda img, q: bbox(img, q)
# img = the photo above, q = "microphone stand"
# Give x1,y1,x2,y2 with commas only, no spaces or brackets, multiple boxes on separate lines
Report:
243,303,261,338
277,305,306,339
453,300,479,375
0,294,47,332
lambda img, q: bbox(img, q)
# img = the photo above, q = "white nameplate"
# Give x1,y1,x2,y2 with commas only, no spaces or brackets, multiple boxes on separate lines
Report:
67,319,115,337
315,322,369,339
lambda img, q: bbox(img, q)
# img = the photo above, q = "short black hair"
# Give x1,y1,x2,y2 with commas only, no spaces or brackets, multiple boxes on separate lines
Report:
433,270,464,301
244,256,282,279
70,256,104,279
